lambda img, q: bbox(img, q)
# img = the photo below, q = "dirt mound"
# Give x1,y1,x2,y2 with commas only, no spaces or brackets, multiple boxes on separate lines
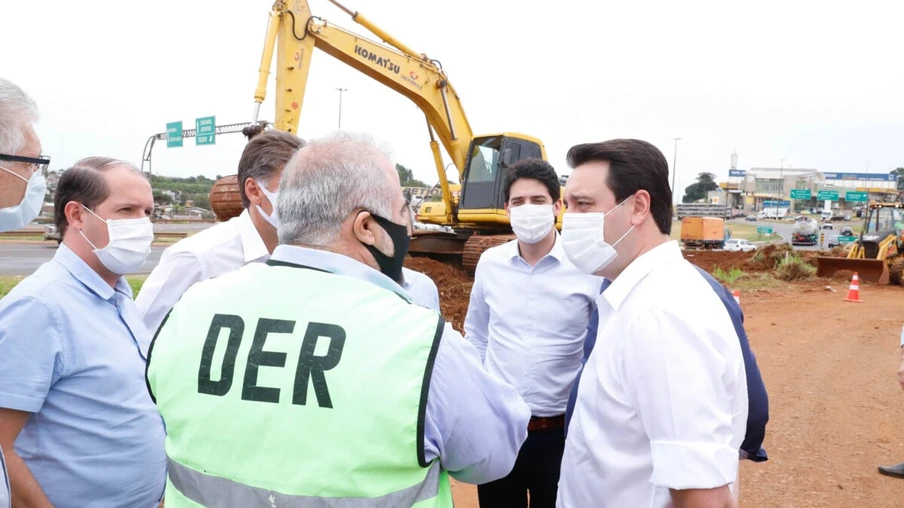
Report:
682,250,768,273
404,256,473,333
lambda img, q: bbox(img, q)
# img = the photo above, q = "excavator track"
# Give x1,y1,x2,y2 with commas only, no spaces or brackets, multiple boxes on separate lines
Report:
462,234,516,276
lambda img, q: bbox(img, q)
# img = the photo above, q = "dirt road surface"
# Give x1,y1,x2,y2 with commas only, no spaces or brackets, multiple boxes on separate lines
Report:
411,267,904,507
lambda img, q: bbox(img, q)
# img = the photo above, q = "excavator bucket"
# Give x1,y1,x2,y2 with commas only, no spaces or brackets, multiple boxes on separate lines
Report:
816,256,889,284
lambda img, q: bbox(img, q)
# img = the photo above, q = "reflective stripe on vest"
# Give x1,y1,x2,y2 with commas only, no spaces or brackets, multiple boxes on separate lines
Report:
168,458,442,507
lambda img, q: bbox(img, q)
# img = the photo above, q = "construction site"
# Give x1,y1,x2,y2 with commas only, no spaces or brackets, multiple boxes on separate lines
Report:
2,0,904,505
401,247,904,508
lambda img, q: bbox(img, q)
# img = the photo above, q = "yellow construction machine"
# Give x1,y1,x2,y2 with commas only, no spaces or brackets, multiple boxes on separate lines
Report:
211,0,552,274
816,199,904,286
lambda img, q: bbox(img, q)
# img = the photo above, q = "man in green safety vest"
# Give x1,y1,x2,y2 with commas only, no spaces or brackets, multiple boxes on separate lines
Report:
146,131,531,507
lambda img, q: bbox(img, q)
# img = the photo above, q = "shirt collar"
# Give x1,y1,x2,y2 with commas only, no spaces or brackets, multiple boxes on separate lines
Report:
53,243,133,301
599,240,683,311
236,209,270,263
507,230,566,265
269,245,413,302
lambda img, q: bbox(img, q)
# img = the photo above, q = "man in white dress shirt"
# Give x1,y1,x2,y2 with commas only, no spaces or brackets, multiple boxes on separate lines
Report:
136,130,305,333
464,159,602,508
557,139,748,508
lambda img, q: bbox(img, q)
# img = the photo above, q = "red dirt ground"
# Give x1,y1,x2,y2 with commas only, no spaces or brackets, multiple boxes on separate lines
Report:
405,251,904,507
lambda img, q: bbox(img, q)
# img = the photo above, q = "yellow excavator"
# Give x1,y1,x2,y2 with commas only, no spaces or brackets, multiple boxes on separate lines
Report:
209,0,551,274
816,197,904,286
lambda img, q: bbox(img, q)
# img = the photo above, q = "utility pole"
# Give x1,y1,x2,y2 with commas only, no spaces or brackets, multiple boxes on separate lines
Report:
671,137,681,204
779,158,786,216
335,87,348,129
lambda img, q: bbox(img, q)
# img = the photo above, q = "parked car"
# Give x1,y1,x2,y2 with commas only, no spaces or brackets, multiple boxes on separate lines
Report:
724,239,757,252
44,224,60,242
745,215,758,222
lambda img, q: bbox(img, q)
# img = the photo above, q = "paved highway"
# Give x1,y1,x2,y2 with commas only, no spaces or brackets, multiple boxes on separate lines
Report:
0,243,166,276
740,218,857,251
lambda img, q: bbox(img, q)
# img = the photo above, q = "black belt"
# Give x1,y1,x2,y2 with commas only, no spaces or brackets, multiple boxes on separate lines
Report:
528,414,566,432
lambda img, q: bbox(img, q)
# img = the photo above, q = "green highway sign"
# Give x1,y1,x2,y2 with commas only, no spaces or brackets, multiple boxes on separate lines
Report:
196,116,216,146
817,190,839,201
757,226,773,235
845,191,868,203
166,121,183,148
790,189,811,200
838,235,857,243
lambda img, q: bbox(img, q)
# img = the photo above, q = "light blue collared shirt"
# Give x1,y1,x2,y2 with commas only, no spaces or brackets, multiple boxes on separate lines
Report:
269,245,531,484
0,244,167,508
402,267,441,312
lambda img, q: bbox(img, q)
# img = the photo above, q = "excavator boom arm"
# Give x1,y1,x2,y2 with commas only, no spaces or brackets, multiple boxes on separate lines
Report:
252,0,474,181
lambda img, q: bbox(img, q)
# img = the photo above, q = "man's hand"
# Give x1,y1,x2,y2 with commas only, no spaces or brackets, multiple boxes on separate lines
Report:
897,347,904,391
0,408,53,508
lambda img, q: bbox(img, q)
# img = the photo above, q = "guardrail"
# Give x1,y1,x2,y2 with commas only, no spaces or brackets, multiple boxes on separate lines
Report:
0,231,189,239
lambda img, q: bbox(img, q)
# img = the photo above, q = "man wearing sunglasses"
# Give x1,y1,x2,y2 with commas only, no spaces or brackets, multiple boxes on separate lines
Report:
0,77,50,233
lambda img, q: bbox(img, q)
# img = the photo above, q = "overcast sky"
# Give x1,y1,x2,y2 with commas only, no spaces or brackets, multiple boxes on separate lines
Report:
2,0,902,194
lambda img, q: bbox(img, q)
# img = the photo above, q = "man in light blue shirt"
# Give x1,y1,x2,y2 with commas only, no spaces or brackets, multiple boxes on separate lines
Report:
400,198,442,312
402,267,441,312
464,159,602,507
0,157,166,507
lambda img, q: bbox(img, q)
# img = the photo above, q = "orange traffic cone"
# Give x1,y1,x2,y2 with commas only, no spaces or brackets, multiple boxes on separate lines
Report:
843,272,863,303
732,290,740,305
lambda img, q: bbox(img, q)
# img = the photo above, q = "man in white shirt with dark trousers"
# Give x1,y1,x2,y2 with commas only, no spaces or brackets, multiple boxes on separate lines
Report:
464,158,602,508
557,138,748,508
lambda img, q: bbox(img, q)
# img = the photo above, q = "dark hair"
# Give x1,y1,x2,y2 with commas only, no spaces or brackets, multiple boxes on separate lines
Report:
53,157,141,238
238,130,306,208
566,139,672,234
503,158,561,203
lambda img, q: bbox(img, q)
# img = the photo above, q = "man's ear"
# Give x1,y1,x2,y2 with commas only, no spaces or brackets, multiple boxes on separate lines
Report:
352,210,378,247
64,201,87,231
553,198,563,218
244,178,263,207
630,191,652,226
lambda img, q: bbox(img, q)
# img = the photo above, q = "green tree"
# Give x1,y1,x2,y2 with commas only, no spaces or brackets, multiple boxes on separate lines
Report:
192,194,211,210
153,191,173,206
682,172,720,203
396,163,428,187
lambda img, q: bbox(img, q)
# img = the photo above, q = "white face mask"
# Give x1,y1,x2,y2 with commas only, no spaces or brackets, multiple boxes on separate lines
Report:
0,165,46,232
509,203,555,244
254,179,279,230
78,206,154,275
561,197,635,275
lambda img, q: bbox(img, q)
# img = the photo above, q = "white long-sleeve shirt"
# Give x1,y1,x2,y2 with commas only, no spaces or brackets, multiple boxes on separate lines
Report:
463,233,603,417
136,210,269,334
558,240,749,508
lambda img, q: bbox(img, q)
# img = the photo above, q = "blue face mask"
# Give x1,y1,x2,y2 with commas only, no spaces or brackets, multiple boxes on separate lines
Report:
0,165,46,232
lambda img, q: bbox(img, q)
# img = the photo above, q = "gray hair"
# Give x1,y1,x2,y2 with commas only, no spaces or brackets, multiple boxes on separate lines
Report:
0,77,39,155
277,131,396,246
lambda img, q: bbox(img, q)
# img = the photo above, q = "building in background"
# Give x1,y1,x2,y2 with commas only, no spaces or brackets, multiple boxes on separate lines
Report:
725,167,897,217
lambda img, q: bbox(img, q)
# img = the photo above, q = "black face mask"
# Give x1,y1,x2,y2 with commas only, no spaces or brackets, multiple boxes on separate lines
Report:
362,212,411,283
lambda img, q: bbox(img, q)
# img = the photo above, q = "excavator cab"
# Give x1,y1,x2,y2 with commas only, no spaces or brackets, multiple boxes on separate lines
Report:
457,134,545,227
